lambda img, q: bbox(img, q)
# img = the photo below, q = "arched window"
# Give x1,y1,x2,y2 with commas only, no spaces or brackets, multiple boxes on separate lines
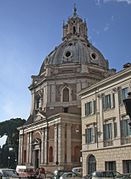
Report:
36,97,40,109
87,155,96,174
49,146,53,162
63,87,69,102
35,95,41,109
73,26,76,34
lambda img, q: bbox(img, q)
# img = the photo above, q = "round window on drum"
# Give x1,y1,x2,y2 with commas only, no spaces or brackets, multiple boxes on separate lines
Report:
65,51,71,58
90,52,98,61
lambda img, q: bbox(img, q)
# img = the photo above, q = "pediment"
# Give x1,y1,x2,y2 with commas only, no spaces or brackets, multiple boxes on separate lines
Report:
35,111,46,121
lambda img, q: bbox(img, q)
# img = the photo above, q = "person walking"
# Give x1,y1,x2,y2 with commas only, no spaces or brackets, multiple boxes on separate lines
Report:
35,168,40,178
39,167,45,179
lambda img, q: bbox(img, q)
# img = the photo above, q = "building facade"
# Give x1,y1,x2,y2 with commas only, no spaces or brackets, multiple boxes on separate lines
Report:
18,8,114,172
80,65,131,176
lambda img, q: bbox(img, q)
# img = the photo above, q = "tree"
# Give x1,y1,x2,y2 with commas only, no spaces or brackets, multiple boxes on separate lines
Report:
0,118,26,168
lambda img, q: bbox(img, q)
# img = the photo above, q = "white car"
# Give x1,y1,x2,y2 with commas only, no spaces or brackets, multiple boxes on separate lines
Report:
72,167,82,175
59,171,82,179
16,165,35,178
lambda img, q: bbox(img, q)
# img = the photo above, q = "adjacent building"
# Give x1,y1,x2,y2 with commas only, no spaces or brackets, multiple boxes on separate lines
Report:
80,65,131,175
18,7,114,172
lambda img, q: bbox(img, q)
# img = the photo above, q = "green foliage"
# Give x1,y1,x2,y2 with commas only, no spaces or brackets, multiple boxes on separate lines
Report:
0,118,26,139
0,118,26,168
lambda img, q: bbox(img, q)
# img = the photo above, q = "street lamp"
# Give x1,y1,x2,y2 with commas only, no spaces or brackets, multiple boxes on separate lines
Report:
8,156,10,167
123,92,131,127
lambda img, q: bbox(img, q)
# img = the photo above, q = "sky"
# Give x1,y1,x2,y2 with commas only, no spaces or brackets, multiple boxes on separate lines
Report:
0,0,131,145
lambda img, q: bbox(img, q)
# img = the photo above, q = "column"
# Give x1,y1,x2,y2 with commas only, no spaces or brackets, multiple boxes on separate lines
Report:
66,124,71,163
54,124,58,164
58,124,65,164
29,132,33,164
26,133,30,163
44,127,48,164
18,129,24,164
41,128,45,164
31,90,35,114
18,134,23,164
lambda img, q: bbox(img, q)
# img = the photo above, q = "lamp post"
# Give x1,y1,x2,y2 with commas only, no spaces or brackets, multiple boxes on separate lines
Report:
123,92,131,127
8,147,13,168
8,156,10,168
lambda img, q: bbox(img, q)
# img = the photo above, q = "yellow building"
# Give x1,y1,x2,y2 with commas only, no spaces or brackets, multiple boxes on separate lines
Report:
80,65,131,175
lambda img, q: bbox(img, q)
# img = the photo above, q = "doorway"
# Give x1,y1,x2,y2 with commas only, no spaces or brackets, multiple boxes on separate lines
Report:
87,154,96,174
35,150,39,169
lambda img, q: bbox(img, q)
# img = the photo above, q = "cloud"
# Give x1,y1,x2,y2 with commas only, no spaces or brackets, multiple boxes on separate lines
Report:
111,15,114,21
95,0,101,5
103,0,131,4
104,23,110,31
104,26,109,31
95,0,131,7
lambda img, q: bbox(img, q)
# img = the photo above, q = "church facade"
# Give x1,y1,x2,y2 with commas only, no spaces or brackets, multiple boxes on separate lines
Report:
18,8,114,172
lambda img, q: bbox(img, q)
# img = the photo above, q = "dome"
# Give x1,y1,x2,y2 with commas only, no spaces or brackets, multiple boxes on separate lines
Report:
39,8,108,75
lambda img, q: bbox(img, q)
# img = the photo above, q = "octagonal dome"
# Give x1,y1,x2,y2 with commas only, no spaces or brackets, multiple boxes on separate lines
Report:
39,8,109,75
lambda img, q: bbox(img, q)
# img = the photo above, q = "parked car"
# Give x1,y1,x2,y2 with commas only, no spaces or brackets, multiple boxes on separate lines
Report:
53,170,72,179
59,171,82,179
122,173,131,179
83,171,131,179
91,171,124,179
0,168,19,179
72,167,82,175
16,165,35,178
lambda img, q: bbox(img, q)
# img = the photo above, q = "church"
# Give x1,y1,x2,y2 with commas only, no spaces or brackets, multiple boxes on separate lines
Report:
18,7,114,172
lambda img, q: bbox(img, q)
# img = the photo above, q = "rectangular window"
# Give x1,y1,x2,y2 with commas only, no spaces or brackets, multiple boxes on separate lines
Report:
122,87,128,100
120,119,131,137
93,100,96,114
105,161,116,171
118,87,128,105
114,122,117,138
85,102,92,116
112,93,115,108
123,160,131,173
87,128,93,144
103,123,112,140
102,94,111,110
85,128,93,144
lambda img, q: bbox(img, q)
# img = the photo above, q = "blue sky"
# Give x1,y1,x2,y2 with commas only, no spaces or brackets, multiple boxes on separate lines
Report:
0,0,131,144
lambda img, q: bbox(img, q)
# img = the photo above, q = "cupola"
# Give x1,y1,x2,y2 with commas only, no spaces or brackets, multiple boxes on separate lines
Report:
63,5,88,41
